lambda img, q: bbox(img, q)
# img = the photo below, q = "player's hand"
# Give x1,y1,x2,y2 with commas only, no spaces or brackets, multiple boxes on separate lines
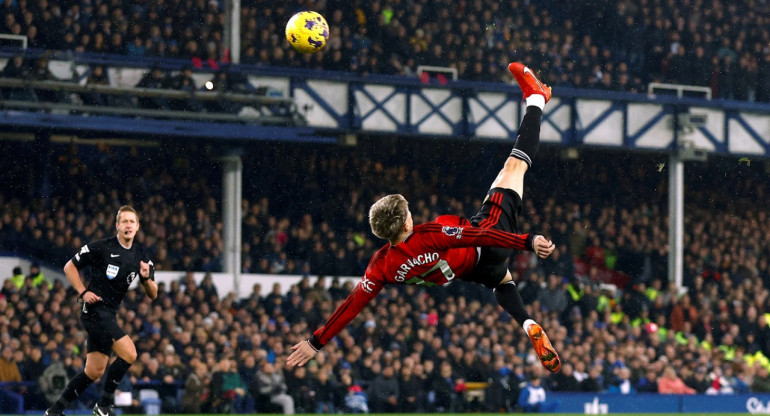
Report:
139,261,150,280
533,235,556,258
82,291,102,304
286,340,317,368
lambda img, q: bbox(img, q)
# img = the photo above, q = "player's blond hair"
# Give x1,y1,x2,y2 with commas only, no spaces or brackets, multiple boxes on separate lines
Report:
116,205,140,223
368,194,409,241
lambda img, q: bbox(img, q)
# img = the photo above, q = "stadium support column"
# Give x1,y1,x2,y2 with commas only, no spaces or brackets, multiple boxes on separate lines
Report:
221,151,242,297
225,0,241,64
668,152,684,289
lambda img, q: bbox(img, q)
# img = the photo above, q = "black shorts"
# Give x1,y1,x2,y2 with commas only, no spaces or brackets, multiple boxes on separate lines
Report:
81,304,125,355
463,187,523,288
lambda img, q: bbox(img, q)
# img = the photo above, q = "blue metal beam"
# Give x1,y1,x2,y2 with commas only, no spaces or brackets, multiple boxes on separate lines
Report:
0,111,335,143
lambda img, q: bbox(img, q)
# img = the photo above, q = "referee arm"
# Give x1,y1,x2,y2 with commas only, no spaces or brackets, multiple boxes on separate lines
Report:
64,260,101,303
139,261,158,299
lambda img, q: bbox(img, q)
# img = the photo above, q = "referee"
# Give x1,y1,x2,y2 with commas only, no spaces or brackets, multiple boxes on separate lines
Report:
46,206,158,416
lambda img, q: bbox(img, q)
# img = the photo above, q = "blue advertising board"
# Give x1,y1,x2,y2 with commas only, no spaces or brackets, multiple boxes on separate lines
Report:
548,393,679,413
681,394,770,414
547,393,770,413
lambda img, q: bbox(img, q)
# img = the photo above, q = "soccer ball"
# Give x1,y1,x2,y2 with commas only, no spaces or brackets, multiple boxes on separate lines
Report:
285,11,329,54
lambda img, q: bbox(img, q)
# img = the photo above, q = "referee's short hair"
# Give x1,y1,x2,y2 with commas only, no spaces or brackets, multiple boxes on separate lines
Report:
116,205,139,223
369,194,408,241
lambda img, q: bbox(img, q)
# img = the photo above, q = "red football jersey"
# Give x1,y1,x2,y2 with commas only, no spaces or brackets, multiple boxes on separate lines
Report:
309,215,534,349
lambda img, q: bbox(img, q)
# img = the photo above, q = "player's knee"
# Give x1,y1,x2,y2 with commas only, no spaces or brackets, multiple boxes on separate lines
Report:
123,351,138,364
85,366,106,380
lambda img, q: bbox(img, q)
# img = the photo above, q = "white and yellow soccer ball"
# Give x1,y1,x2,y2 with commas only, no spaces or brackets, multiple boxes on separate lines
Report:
285,11,329,54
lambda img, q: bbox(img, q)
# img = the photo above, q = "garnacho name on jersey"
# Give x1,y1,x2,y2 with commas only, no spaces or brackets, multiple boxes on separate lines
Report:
393,252,439,281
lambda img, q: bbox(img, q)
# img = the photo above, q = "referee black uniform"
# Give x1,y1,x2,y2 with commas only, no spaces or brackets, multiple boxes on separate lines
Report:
73,235,153,354
47,205,157,416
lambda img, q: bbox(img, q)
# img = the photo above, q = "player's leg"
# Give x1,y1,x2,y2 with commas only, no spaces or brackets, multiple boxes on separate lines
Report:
93,335,137,416
488,62,552,198
495,271,561,372
45,352,109,416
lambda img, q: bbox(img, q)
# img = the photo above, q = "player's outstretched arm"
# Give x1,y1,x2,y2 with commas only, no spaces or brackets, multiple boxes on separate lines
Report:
286,275,382,368
426,223,556,256
286,341,317,367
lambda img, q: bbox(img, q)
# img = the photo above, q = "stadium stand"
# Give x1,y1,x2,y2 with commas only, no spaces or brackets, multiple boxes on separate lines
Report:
2,0,770,413
2,0,770,101
2,137,770,412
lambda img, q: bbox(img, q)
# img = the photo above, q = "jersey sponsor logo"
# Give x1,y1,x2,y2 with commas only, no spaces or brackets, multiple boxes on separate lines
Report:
393,252,439,282
110,254,120,258
127,272,137,284
106,264,119,280
441,226,463,239
360,275,376,293
75,244,89,261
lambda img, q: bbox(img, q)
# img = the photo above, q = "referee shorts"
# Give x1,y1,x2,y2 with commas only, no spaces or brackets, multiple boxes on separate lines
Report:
81,305,126,355
463,187,523,288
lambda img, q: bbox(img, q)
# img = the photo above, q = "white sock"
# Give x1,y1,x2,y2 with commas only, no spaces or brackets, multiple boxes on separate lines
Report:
523,319,537,333
525,94,546,110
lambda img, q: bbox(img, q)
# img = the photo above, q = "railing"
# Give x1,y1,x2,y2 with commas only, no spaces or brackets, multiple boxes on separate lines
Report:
0,78,305,126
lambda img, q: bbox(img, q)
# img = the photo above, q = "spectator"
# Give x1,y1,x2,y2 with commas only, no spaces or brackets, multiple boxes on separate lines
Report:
135,64,170,110
308,368,336,413
80,65,114,107
397,364,425,412
579,364,604,392
657,366,695,394
27,263,50,288
283,365,312,413
607,367,635,394
210,357,248,413
181,362,210,413
157,351,185,412
685,366,712,393
517,367,559,413
167,64,203,112
342,376,368,414
0,55,36,101
752,366,770,393
202,70,237,113
536,274,568,315
9,266,24,290
255,361,294,414
549,362,580,392
428,361,464,412
368,365,399,413
0,346,22,382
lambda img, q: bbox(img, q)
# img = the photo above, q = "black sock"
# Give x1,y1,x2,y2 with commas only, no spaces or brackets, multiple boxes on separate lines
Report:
50,372,95,412
510,106,543,167
494,280,531,326
98,358,132,407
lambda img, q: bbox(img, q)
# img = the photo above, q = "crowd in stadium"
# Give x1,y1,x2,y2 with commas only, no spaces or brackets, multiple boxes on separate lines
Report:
1,138,770,412
2,0,770,101
1,0,770,413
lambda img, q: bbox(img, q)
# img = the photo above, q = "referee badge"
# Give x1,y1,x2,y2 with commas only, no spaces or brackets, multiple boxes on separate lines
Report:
106,264,120,280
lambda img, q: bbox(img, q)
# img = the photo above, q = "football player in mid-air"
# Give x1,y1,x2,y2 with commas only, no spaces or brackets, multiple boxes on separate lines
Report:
46,206,158,416
287,62,561,373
